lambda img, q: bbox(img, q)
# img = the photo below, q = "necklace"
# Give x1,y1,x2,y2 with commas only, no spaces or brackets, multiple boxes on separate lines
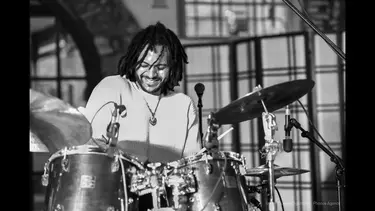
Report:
143,95,162,126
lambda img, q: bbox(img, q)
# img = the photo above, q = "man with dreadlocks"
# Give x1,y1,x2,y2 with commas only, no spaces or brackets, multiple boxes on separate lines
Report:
82,21,200,164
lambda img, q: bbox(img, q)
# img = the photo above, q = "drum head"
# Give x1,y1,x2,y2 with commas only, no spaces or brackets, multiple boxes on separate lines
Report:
169,151,245,168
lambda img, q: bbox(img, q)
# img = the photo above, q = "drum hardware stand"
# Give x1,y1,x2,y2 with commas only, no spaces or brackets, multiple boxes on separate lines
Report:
255,85,282,211
165,165,196,210
146,162,166,210
247,184,263,211
117,152,129,211
203,112,220,152
196,126,233,156
287,118,345,211
235,170,251,211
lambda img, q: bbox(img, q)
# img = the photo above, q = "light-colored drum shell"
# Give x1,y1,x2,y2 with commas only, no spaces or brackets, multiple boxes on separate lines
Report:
169,151,246,168
46,145,144,169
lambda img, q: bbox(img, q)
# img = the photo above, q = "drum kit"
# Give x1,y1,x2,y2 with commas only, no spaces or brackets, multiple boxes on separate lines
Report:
30,79,315,211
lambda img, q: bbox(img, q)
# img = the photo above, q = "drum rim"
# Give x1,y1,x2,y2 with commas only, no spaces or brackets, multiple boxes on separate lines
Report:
169,151,245,168
46,145,145,169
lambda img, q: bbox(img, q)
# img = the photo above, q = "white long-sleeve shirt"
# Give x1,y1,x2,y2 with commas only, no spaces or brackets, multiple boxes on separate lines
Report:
82,75,200,163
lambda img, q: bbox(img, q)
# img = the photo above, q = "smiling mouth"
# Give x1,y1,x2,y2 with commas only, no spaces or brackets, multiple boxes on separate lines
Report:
143,77,160,86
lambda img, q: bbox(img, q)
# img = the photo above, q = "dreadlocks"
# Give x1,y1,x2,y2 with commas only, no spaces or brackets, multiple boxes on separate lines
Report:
117,22,188,94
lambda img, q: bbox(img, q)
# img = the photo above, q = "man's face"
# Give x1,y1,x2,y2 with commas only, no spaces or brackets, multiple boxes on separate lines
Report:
135,45,170,95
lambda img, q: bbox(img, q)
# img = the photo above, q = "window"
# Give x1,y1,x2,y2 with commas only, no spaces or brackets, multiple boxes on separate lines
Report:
30,22,88,108
183,0,290,38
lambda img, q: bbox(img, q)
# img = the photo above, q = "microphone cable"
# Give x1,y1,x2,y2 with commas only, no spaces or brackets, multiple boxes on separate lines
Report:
89,100,119,149
275,186,285,211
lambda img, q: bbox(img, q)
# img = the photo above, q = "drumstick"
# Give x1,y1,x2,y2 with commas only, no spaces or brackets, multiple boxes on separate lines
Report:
218,127,234,140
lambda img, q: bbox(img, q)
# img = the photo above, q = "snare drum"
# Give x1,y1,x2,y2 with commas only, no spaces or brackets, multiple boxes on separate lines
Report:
166,151,249,211
41,145,144,211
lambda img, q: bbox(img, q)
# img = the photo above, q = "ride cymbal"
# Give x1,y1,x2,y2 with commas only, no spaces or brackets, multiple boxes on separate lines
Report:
30,89,92,154
244,163,310,179
213,79,315,125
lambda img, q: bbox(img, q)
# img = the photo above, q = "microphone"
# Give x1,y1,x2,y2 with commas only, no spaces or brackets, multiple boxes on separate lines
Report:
116,104,127,118
194,83,205,97
194,83,205,147
106,103,126,147
283,105,293,152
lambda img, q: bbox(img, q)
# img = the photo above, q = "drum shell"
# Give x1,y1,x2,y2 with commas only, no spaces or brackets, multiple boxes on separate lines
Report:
44,150,140,211
170,152,248,211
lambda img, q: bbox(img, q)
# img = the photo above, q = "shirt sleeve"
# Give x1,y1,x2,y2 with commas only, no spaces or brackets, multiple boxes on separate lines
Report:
182,98,201,157
82,77,118,140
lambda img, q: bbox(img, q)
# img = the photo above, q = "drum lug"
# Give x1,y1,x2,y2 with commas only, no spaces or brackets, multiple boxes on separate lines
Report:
189,196,195,203
232,163,240,175
106,206,115,211
61,148,70,173
41,162,49,186
205,163,213,175
111,159,120,172
41,174,49,187
241,156,247,167
214,203,221,211
53,204,64,211
61,158,70,172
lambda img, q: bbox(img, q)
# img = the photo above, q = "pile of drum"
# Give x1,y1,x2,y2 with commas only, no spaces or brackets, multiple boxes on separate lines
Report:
31,79,314,211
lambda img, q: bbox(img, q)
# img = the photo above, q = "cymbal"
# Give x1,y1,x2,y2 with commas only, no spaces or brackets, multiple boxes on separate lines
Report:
213,79,315,125
244,164,309,179
30,130,49,153
30,89,92,154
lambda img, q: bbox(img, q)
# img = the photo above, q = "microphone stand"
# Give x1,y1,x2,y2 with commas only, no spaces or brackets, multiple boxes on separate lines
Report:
289,118,345,211
197,94,204,148
106,104,123,155
281,0,346,61
281,1,346,210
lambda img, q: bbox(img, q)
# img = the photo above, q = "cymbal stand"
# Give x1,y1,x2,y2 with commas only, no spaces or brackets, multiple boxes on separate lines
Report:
256,86,282,211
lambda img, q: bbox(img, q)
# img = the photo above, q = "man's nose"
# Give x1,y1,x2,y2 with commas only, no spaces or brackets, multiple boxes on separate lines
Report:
147,66,158,78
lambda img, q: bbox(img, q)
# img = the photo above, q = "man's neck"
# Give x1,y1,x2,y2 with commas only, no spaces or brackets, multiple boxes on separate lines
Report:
135,82,162,97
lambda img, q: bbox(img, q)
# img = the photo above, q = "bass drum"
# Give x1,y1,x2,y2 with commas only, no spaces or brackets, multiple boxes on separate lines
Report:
42,145,144,211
